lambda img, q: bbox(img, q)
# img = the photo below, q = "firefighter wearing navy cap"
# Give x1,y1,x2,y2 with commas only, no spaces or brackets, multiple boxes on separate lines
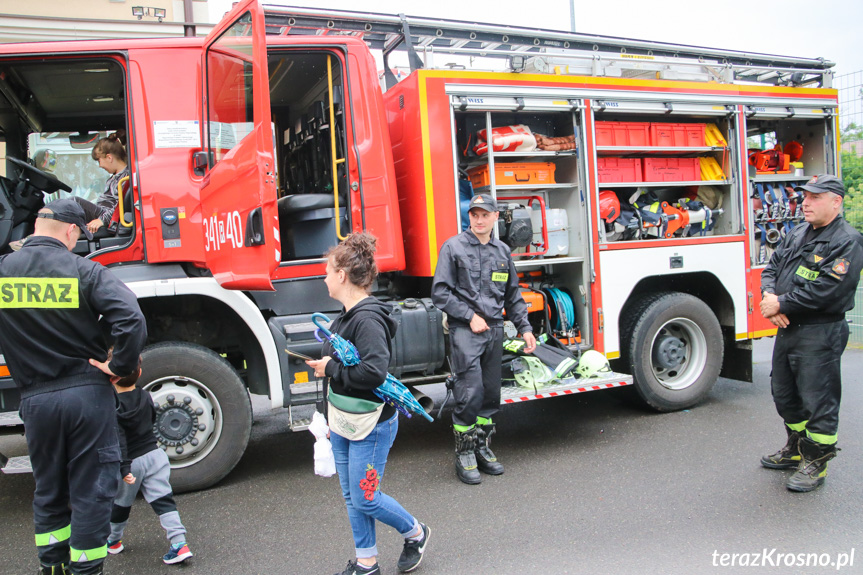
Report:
432,193,536,484
0,199,146,574
759,175,863,492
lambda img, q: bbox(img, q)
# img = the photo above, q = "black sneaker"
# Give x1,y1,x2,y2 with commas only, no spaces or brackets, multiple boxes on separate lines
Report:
398,523,430,573
335,560,380,575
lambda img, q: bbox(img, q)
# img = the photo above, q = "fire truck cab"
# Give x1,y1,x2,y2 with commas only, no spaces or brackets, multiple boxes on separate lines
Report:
0,1,838,491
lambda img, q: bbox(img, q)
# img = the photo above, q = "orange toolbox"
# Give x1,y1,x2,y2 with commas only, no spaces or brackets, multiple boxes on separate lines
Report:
468,162,556,187
649,123,706,147
597,157,643,183
642,157,700,182
595,121,650,147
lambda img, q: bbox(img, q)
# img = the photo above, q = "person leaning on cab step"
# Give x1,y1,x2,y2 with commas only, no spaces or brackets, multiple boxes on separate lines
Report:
0,199,147,575
759,174,863,492
432,193,536,485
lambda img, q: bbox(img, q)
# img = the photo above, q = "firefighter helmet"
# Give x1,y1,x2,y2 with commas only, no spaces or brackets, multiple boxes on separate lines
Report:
575,350,612,379
599,191,620,222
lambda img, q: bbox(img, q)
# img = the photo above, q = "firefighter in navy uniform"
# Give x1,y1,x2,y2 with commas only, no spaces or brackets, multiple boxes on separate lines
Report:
0,199,146,574
432,194,536,485
759,175,863,492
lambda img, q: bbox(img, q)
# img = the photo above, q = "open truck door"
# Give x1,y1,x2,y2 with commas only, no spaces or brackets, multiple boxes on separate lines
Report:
200,0,278,290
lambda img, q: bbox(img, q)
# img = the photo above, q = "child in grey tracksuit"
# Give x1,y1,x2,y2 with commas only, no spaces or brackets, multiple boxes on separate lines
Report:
107,360,193,565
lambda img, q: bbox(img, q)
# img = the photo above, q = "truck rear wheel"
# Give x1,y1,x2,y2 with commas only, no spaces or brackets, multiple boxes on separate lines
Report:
621,292,723,412
139,342,252,493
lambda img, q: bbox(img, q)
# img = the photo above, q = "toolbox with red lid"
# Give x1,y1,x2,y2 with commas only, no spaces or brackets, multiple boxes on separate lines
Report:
468,162,557,188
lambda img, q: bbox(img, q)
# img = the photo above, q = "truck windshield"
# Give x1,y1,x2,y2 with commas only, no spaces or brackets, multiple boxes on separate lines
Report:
27,132,110,202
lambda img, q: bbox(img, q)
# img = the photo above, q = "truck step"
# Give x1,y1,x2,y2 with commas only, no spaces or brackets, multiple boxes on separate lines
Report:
0,454,32,474
500,371,633,404
0,411,23,427
288,403,318,432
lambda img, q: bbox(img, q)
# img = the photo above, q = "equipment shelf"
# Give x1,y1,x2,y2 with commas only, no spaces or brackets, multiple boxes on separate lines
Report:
596,146,725,156
513,256,584,269
751,174,809,182
475,183,575,192
598,180,728,188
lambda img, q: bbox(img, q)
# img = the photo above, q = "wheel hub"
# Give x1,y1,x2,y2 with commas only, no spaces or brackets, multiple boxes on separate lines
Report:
653,335,686,369
145,376,217,462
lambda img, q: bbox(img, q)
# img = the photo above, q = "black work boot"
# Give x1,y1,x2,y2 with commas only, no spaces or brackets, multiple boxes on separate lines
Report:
453,428,481,485
475,424,504,475
760,427,803,469
786,437,837,493
38,564,69,575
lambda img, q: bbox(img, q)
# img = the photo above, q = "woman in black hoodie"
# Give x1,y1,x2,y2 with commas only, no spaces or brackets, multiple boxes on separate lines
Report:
307,233,429,575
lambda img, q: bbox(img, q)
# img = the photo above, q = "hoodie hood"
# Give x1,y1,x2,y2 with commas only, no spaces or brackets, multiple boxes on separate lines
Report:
340,296,397,340
116,386,154,424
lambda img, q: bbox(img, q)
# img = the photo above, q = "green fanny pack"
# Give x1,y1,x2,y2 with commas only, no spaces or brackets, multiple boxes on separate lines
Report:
327,390,382,413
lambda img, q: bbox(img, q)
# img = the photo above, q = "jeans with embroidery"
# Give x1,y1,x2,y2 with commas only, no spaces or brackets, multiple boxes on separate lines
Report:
331,413,418,558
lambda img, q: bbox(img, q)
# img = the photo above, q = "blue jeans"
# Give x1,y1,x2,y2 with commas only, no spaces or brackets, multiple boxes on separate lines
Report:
331,413,418,558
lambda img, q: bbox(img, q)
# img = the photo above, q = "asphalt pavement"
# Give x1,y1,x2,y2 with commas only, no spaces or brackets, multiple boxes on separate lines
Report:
1,338,861,575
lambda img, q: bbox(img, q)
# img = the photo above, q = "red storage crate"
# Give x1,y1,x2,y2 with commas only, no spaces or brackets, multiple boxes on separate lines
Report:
597,157,643,183
595,121,650,147
643,157,700,182
649,123,706,147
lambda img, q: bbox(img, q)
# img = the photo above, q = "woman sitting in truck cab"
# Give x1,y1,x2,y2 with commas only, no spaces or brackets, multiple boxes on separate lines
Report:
75,131,130,235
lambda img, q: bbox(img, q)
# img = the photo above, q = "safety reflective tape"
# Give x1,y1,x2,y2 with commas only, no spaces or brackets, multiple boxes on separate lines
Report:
491,272,508,282
0,278,79,308
71,544,108,562
504,340,525,353
794,266,819,281
35,525,71,546
786,421,808,432
807,430,838,445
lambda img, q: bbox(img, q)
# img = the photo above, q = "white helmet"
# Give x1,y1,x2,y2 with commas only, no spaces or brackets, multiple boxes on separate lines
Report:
575,350,611,378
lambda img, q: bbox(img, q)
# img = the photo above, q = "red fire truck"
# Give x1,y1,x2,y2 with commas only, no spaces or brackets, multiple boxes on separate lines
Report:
0,1,839,491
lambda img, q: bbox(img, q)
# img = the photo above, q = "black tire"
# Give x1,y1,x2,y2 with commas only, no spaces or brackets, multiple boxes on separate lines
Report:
621,292,723,412
138,342,252,493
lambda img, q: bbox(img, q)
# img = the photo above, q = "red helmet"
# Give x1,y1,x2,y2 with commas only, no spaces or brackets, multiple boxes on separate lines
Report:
599,191,620,222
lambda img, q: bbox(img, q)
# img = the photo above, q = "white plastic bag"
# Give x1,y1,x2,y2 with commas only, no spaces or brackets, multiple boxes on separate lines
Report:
309,411,336,477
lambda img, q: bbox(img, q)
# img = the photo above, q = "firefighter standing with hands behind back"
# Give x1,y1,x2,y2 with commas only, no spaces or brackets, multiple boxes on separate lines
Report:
432,194,536,485
759,175,863,492
0,199,146,574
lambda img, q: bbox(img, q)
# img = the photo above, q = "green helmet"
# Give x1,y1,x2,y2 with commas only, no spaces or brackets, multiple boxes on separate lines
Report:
575,350,611,378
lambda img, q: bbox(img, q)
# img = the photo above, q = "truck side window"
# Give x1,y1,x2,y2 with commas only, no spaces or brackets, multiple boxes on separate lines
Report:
205,11,254,166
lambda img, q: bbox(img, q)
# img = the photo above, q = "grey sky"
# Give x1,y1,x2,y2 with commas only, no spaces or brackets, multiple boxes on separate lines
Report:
209,0,861,77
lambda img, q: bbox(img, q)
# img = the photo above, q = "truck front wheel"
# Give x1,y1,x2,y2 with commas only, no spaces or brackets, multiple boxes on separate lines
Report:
139,342,252,493
622,292,723,412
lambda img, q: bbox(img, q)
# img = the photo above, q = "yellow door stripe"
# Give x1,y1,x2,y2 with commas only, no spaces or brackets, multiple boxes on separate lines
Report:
418,74,438,273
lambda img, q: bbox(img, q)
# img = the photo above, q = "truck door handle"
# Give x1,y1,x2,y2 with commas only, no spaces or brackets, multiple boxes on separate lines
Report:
244,207,265,246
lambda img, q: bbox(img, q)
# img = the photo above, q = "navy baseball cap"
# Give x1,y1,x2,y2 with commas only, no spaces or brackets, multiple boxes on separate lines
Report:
794,174,845,198
38,199,94,240
468,193,498,213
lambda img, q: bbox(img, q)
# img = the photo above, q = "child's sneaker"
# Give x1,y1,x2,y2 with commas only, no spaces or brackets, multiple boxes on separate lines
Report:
107,540,124,555
162,542,193,565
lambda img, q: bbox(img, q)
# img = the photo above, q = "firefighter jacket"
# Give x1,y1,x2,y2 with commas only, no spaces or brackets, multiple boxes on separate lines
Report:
0,236,146,398
432,229,532,334
761,216,863,324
